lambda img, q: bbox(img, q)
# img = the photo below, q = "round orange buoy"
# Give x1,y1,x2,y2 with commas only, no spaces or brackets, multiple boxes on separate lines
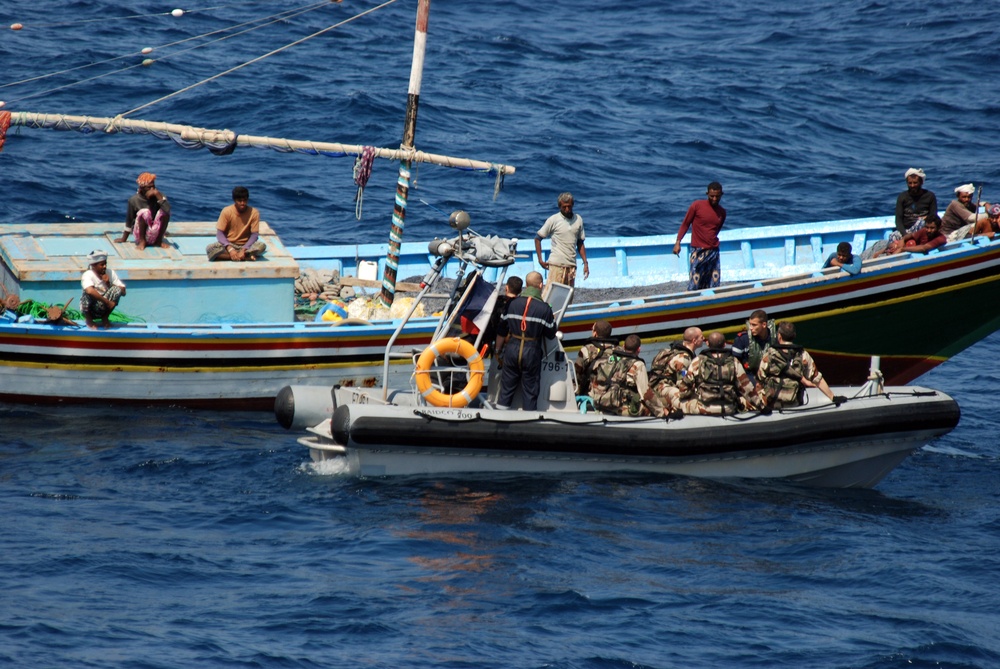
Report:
414,337,485,407
11,23,24,31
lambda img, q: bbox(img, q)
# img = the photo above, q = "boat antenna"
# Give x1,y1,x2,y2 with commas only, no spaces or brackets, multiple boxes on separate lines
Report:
378,0,430,309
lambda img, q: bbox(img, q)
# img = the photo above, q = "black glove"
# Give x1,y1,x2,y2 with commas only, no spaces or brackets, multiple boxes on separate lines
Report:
832,395,847,407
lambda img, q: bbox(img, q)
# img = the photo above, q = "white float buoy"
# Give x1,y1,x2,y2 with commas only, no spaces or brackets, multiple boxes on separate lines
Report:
141,59,155,67
171,8,184,18
0,101,6,108
141,47,153,55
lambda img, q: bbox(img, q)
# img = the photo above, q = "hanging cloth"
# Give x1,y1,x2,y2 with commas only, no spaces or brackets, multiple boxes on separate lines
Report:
353,145,376,220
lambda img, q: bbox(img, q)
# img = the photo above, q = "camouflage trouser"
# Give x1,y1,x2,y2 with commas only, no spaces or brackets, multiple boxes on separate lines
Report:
547,264,576,287
677,398,746,416
654,384,682,412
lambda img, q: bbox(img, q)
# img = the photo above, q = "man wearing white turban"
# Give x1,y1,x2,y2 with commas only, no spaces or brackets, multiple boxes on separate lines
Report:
895,168,937,235
80,249,127,329
941,183,992,241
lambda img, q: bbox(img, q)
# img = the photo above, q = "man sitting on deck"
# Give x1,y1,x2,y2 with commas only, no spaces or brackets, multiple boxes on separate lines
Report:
120,172,170,250
80,250,126,330
206,186,268,262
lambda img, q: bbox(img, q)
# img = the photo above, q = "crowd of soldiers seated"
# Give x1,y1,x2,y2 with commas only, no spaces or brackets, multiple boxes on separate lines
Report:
575,310,845,419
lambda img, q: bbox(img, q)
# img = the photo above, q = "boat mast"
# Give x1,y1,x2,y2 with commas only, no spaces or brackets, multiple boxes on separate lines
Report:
379,0,430,308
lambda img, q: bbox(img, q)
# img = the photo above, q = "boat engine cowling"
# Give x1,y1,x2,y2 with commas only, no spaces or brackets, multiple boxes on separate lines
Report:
274,384,338,430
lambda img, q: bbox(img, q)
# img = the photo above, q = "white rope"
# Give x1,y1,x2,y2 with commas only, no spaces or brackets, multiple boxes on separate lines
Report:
120,0,402,118
1,1,335,105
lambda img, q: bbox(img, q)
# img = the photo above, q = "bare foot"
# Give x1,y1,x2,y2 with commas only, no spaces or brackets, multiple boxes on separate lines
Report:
137,240,147,251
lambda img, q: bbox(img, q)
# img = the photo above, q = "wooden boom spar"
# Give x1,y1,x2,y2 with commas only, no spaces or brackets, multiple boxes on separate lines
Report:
4,110,515,175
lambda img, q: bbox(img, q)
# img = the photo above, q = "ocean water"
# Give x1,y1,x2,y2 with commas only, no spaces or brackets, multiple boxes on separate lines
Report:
2,0,1000,666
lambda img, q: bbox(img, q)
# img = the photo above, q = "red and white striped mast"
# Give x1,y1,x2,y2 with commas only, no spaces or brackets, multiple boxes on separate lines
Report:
379,0,430,308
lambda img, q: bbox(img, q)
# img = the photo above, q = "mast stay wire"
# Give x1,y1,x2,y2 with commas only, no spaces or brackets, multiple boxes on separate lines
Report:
1,1,332,93
1,0,392,112
119,0,401,118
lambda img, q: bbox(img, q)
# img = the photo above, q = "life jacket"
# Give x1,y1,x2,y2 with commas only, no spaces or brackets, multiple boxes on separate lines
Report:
760,343,806,407
590,349,643,416
745,320,778,374
695,350,740,413
649,341,692,389
576,338,617,394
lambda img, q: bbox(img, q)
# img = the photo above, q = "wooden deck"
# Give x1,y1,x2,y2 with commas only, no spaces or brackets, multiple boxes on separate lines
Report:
0,221,300,324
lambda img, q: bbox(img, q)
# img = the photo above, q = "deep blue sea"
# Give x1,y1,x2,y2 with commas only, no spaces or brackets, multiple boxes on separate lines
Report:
2,1,1000,667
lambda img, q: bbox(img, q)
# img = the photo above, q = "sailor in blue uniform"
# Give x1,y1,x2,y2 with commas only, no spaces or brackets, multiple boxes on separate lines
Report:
495,271,557,411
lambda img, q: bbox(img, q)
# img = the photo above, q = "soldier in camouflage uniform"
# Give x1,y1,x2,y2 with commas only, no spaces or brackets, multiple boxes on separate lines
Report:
589,335,667,417
574,320,617,395
675,332,760,415
757,321,841,409
732,309,778,379
648,326,704,410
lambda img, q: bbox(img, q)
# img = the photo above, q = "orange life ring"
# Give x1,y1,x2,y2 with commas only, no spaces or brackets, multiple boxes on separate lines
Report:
414,337,485,407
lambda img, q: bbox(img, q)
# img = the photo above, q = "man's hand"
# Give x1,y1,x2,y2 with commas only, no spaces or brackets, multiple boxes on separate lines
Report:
672,241,681,256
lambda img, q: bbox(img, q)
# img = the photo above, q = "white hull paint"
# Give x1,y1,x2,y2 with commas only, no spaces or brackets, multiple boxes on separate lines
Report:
306,435,929,488
296,387,960,488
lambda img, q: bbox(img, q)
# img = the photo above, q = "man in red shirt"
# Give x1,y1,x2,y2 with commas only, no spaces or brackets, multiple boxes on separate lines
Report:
876,214,946,257
673,182,726,291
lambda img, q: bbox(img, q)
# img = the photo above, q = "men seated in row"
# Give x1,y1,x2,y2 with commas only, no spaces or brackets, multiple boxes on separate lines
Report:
585,318,840,417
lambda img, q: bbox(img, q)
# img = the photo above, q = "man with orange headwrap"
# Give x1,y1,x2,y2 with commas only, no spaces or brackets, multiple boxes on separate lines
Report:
120,172,170,250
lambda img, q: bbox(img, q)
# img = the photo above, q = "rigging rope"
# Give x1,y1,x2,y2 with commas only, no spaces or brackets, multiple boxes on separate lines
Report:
0,1,337,107
120,0,402,118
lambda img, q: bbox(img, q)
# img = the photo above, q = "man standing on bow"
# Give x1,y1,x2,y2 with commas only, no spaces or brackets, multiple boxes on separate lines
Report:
535,192,589,288
673,182,726,291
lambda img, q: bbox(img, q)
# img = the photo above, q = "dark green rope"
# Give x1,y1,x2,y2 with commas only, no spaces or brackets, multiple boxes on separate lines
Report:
14,300,145,324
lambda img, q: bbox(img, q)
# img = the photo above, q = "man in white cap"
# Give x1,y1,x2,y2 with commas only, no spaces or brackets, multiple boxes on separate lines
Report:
941,183,992,241
80,250,127,329
894,168,937,236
